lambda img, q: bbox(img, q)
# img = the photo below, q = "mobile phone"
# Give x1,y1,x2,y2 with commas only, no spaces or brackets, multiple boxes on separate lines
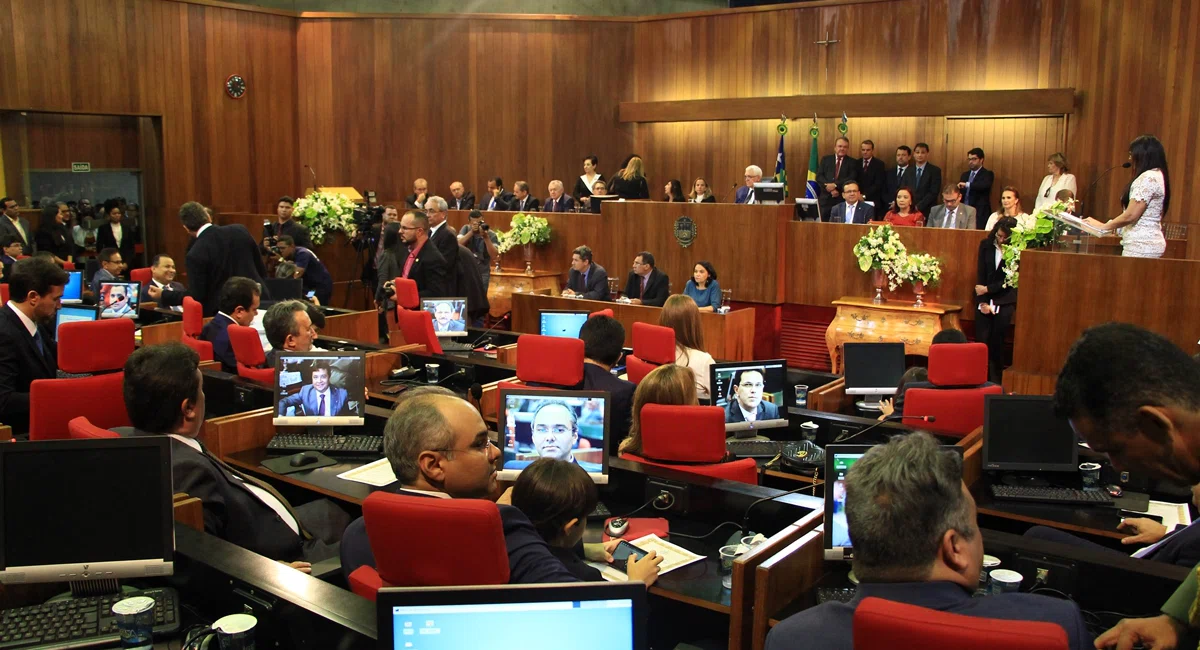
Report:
609,541,649,572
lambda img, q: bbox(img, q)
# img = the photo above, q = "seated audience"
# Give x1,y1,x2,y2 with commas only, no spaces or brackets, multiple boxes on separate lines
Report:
765,433,1091,650
278,235,333,306
689,177,717,203
878,366,928,420
609,156,650,200
578,315,635,454
683,260,721,312
544,180,575,213
201,277,261,373
34,202,73,267
510,181,540,212
264,300,316,367
563,245,610,301
664,179,686,202
91,247,125,295
511,457,661,585
659,295,715,399
120,343,348,568
984,186,1034,231
624,251,669,307
619,364,698,457
884,187,925,227
0,258,68,436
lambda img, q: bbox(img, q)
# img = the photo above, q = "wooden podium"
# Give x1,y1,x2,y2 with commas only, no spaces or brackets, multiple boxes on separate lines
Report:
825,296,963,373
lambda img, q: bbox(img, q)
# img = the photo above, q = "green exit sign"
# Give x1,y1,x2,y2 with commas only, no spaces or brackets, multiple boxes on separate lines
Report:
71,162,91,172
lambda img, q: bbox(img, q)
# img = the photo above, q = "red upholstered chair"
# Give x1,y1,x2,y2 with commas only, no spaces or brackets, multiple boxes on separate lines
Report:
392,277,420,310
852,597,1068,650
347,492,510,601
627,322,676,384
227,324,274,384
396,308,444,354
589,309,614,319
30,373,129,440
619,404,758,485
129,267,152,287
903,343,1003,438
67,416,120,439
181,296,214,361
57,319,136,374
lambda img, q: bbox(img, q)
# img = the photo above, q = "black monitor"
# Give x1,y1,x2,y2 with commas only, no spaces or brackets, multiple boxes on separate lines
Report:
0,437,174,584
272,351,366,426
538,310,589,338
55,304,99,336
710,359,789,436
99,282,140,319
421,298,469,338
62,270,83,304
498,388,610,484
843,343,907,397
983,395,1078,473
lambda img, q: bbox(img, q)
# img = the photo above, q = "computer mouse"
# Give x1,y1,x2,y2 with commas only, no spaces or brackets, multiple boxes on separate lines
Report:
1107,484,1123,498
289,452,321,468
605,517,629,538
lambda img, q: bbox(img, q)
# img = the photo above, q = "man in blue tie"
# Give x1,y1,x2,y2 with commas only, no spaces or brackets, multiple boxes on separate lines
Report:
958,148,995,229
828,182,874,225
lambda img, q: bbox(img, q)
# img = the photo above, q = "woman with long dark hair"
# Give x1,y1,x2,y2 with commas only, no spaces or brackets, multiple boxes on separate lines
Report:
1087,134,1171,258
34,202,73,267
974,216,1018,383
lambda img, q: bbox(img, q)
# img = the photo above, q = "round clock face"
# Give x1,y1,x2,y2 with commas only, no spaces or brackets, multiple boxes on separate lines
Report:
225,75,246,99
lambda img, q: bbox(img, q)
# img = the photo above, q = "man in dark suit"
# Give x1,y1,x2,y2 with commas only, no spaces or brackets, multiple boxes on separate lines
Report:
0,196,33,256
856,141,888,211
564,245,610,301
887,145,918,212
150,202,270,317
765,434,1090,650
723,367,781,424
95,199,138,266
449,181,475,211
121,343,348,567
404,178,429,211
201,277,260,373
579,315,635,455
912,142,944,216
958,148,995,229
623,251,669,307
814,137,857,220
261,196,312,254
483,177,514,211
827,182,874,224
510,181,540,212
543,180,575,213
0,258,68,436
398,210,451,299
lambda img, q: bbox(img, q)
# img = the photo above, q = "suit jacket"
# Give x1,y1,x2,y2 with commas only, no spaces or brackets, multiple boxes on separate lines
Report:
542,195,575,213
926,203,976,230
725,399,780,424
510,196,540,213
828,201,875,225
582,363,635,456
913,163,943,216
0,304,57,434
765,581,1090,650
95,220,137,263
483,191,515,211
977,238,1016,305
278,385,350,417
886,165,918,210
450,193,476,211
0,216,34,255
567,263,610,301
960,167,995,228
165,224,269,317
201,313,237,373
624,268,669,307
856,157,888,208
405,240,452,299
814,154,858,211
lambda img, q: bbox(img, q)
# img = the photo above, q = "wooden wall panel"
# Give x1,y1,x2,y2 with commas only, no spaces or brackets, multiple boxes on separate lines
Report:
24,114,141,170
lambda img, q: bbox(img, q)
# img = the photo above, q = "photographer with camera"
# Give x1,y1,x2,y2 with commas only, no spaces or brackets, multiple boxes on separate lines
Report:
457,210,500,291
262,196,312,255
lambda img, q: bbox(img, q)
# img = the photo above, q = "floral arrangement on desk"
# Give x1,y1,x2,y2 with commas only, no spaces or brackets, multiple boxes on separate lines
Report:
853,224,909,290
1000,200,1072,289
496,213,552,254
292,190,359,245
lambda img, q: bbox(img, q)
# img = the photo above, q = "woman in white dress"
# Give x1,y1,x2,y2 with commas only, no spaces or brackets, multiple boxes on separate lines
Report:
1034,152,1078,212
659,295,715,399
984,186,1034,232
1087,135,1170,258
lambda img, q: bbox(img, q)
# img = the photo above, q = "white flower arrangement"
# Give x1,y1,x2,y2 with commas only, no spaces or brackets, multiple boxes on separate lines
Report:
901,253,943,286
852,224,909,291
292,191,359,245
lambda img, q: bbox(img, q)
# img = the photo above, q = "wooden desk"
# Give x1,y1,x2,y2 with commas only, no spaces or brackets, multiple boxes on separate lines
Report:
486,270,561,317
512,293,757,361
824,296,962,373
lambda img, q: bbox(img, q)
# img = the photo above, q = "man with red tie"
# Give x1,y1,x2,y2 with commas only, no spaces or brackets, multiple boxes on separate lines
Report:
815,137,858,221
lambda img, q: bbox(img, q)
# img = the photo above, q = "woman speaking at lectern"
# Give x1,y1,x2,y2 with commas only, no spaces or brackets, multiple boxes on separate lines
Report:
1086,134,1171,259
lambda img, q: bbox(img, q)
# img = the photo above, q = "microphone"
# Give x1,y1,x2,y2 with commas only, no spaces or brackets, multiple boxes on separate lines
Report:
833,413,937,444
1082,161,1132,218
304,164,318,192
469,313,510,348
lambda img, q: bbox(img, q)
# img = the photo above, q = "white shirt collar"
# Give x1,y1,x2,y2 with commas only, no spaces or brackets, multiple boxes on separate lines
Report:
738,402,758,422
6,302,38,337
400,487,452,499
169,434,202,453
196,223,213,237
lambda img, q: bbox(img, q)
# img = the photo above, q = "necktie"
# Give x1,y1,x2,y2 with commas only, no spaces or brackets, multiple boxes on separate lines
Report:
199,442,313,540
33,330,45,359
318,393,326,417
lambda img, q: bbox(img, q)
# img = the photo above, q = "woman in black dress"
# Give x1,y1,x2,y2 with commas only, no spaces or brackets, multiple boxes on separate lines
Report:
34,202,73,267
974,216,1018,383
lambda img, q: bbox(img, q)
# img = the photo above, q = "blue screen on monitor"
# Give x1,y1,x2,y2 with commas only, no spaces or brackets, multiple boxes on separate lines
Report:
389,599,634,650
55,306,98,335
539,311,588,338
62,271,83,303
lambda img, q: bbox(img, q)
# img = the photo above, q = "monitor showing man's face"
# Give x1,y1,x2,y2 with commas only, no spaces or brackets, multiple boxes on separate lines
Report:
531,402,578,461
734,370,765,411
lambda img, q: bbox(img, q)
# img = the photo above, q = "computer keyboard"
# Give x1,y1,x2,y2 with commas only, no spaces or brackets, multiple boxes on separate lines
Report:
816,587,857,604
266,433,383,455
726,439,781,459
439,341,477,352
990,484,1114,506
0,587,180,649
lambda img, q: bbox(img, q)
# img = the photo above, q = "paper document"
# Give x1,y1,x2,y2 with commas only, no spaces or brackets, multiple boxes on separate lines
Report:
337,458,398,487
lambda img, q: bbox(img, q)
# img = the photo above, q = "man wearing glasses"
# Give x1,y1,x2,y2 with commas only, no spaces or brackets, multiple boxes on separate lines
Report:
725,367,779,424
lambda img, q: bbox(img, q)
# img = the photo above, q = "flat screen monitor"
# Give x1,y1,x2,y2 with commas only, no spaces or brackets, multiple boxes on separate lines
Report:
62,270,83,304
498,388,609,484
272,351,366,426
752,182,785,205
539,310,589,338
710,359,789,436
99,282,139,319
843,343,907,396
421,298,468,337
55,304,99,335
377,582,646,650
983,395,1078,473
589,194,621,214
0,437,174,584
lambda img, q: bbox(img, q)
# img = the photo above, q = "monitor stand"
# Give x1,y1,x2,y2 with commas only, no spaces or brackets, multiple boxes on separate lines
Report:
999,473,1051,488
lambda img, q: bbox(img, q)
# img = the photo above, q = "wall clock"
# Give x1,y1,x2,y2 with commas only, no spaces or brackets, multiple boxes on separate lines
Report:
225,74,246,99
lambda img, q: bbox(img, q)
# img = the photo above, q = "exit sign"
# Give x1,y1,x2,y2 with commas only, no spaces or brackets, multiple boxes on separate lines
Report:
71,162,91,172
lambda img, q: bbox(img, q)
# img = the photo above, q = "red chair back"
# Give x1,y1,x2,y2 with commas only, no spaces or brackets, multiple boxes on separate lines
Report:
632,322,676,364
347,492,509,601
30,373,130,441
392,277,420,310
396,308,444,355
57,319,136,374
903,342,1000,438
589,309,614,319
515,335,585,386
129,267,152,287
620,404,758,485
852,597,1069,650
67,416,120,439
228,324,274,384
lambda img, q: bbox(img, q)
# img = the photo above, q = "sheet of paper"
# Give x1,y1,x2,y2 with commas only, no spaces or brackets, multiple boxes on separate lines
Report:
336,458,398,487
1146,500,1191,531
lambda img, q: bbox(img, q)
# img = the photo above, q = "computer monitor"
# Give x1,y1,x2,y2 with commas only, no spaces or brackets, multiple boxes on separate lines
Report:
55,304,99,335
539,310,589,338
498,388,610,484
421,298,468,337
0,437,174,584
99,282,139,319
61,270,83,304
710,359,789,436
843,343,907,397
272,351,366,426
983,395,1078,473
377,582,647,650
752,182,785,205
